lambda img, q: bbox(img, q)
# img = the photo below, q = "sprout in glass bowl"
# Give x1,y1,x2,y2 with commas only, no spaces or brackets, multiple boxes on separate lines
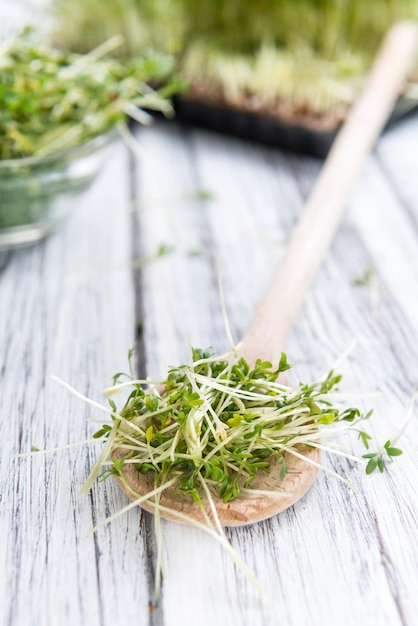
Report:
0,130,117,249
0,28,180,249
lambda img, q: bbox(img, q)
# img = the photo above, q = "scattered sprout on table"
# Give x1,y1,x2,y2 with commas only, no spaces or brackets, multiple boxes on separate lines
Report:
189,187,216,201
352,266,380,316
132,243,176,269
352,266,376,287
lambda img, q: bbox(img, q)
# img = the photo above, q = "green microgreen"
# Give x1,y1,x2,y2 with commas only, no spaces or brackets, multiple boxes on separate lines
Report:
132,243,176,269
90,347,393,510
190,187,216,201
25,347,411,604
0,27,179,160
187,248,203,257
352,266,379,316
363,439,403,474
352,266,375,287
74,343,408,599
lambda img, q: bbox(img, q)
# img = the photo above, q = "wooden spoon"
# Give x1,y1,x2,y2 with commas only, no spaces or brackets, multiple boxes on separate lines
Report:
115,22,418,526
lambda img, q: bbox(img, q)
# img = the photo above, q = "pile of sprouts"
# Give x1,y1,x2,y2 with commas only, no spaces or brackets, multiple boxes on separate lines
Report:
86,347,402,499
51,342,406,599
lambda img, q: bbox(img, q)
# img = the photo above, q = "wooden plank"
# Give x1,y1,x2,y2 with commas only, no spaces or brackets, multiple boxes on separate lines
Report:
1,89,417,626
0,141,152,626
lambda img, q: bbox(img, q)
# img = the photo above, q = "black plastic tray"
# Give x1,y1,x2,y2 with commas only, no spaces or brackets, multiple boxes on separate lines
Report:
173,95,418,158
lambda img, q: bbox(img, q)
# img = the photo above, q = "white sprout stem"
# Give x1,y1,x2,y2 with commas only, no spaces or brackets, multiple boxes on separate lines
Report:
122,102,154,126
279,444,356,490
81,423,120,496
116,416,147,437
51,375,115,415
35,124,82,157
197,473,224,535
211,361,238,417
169,429,181,463
113,430,149,450
142,500,271,605
117,122,148,162
186,370,227,437
302,442,366,465
388,388,417,445
104,378,164,393
75,34,124,65
153,492,164,600
192,372,296,401
12,438,95,458
52,375,147,441
90,476,179,533
317,340,358,380
216,258,238,356
131,93,174,115
117,122,161,173
317,392,382,400
240,488,294,498
192,352,236,368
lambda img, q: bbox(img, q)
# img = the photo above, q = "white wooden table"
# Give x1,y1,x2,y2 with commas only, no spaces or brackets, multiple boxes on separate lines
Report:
1,49,418,624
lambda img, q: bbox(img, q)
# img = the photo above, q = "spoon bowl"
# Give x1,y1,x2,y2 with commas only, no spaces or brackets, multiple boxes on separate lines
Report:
113,445,320,526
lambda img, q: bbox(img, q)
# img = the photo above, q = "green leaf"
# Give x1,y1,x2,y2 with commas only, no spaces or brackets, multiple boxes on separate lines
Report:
279,459,288,481
184,392,204,407
253,448,271,459
112,458,125,476
92,425,111,439
211,465,224,482
136,462,156,473
365,457,379,474
359,431,372,449
341,408,360,422
219,475,230,498
145,395,159,412
363,409,374,421
353,266,375,287
108,398,117,412
180,475,197,492
317,412,337,425
112,371,129,385
156,243,175,258
227,413,243,427
146,426,154,443
191,187,215,201
386,447,403,457
278,352,291,373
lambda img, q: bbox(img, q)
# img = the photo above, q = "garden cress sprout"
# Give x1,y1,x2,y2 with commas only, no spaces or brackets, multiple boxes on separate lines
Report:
43,342,408,601
89,347,401,511
0,28,180,160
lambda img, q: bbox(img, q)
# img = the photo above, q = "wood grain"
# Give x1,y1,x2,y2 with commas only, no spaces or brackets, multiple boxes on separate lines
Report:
0,141,150,626
240,21,418,365
0,30,418,624
132,120,418,626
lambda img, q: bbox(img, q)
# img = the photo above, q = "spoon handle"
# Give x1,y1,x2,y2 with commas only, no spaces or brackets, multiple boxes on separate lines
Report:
240,21,418,366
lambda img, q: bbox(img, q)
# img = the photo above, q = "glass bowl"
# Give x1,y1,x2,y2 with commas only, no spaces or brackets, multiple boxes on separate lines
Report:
0,130,116,250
